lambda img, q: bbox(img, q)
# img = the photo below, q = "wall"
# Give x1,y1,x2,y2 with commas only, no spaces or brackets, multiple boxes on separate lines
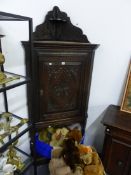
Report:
0,0,131,153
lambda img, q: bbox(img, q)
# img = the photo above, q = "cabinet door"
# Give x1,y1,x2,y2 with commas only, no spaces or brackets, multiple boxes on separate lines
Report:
129,168,131,175
107,139,130,175
38,55,86,122
127,152,131,175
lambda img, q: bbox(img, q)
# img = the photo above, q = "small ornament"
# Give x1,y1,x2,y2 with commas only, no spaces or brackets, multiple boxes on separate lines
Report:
0,52,5,65
7,145,24,170
0,36,20,85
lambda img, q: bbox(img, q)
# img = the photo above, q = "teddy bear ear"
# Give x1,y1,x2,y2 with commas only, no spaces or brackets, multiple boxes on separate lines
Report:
67,129,82,143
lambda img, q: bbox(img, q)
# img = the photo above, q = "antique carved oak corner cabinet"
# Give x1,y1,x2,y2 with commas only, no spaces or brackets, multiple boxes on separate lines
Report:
23,6,99,134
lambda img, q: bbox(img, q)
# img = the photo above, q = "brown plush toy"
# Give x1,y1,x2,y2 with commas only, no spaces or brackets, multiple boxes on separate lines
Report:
84,152,105,175
67,129,82,143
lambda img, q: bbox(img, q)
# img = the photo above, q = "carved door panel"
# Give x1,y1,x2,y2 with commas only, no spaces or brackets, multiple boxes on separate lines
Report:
38,56,85,122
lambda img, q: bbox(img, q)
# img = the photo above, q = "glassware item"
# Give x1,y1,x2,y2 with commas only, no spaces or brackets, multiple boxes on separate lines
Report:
0,113,12,132
3,163,16,175
0,154,7,170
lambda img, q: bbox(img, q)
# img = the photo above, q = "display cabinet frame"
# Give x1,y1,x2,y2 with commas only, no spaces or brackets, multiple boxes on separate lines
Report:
0,11,33,175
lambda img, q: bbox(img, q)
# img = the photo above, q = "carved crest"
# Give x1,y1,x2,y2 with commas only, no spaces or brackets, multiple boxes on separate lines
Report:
33,6,89,42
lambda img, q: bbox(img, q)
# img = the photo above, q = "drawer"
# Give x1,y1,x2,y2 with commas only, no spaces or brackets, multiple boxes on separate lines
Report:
105,127,131,144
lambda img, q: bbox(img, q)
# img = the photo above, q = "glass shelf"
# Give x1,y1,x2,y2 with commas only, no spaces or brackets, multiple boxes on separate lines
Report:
0,113,32,152
0,71,30,93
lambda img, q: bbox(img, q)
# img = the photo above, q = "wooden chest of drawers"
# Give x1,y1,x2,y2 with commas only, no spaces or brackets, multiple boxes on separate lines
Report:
102,105,131,175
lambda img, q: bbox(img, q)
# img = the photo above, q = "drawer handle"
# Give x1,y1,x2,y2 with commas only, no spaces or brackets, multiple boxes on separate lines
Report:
40,89,43,96
106,128,110,132
117,161,123,167
61,62,65,65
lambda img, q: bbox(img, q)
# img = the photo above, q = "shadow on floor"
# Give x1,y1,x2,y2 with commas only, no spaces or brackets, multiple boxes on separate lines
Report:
24,164,50,175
